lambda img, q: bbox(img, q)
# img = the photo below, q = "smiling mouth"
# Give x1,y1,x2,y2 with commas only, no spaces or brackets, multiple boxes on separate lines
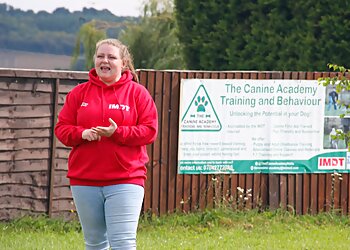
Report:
100,66,111,72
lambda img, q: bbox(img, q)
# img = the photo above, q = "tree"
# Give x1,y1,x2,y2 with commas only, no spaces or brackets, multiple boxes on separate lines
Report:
72,0,185,70
175,0,350,71
71,20,107,70
119,0,185,69
0,4,137,56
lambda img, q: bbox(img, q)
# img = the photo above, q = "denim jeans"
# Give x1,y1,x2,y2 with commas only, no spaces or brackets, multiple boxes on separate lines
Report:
327,96,337,111
71,184,144,250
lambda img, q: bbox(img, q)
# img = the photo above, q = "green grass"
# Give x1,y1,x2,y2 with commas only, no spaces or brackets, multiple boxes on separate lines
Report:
1,209,350,250
324,105,348,117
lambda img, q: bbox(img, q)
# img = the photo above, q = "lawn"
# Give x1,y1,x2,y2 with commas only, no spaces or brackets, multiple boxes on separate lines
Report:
1,209,350,250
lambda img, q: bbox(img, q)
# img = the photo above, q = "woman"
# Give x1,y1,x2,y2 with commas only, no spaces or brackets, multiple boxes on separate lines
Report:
55,38,158,249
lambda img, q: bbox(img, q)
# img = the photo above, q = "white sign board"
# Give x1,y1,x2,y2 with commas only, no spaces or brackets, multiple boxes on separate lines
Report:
178,79,349,174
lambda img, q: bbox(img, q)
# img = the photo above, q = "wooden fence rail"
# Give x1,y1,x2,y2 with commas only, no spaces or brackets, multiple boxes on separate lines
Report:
0,68,348,221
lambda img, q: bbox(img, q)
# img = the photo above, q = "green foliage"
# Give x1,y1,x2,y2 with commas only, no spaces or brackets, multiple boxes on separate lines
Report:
0,3,138,55
73,0,186,70
119,0,186,69
71,20,107,70
319,63,350,92
175,0,350,71
4,215,81,233
318,64,350,150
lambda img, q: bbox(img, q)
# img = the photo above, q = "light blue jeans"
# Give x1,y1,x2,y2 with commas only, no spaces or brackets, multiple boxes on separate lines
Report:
327,95,337,111
71,184,144,250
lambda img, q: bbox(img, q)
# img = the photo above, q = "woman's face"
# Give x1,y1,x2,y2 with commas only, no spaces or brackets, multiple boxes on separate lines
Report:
94,43,124,85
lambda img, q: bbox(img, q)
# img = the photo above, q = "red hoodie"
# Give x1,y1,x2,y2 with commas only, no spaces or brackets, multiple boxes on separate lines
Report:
55,69,158,187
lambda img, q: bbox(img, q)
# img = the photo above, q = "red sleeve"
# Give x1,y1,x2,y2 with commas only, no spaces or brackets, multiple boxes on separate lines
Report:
111,87,158,146
54,89,85,147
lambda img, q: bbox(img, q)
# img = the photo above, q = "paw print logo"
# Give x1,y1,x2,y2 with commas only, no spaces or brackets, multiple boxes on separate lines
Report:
195,96,208,112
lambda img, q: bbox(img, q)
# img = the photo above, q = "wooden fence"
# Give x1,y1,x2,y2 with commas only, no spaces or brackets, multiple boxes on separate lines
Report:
0,68,348,221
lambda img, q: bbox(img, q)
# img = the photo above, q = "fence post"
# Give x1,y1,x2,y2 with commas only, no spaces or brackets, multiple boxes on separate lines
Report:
47,78,59,217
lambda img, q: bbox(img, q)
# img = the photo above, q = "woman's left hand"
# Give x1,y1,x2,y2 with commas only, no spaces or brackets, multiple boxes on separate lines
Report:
92,118,118,137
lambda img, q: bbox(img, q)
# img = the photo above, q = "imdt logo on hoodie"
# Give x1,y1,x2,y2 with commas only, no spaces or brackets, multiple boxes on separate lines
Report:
318,157,346,170
109,104,130,111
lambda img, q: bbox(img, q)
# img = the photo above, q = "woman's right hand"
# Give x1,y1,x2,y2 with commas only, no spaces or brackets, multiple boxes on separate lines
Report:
82,129,101,141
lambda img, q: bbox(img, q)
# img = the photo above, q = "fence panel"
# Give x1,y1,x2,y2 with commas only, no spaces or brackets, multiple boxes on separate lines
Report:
0,68,348,221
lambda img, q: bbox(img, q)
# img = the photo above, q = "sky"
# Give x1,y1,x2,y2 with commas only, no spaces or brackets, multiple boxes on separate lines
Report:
0,0,144,16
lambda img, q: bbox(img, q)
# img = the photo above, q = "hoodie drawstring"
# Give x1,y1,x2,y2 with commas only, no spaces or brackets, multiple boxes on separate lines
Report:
113,86,125,124
101,87,105,123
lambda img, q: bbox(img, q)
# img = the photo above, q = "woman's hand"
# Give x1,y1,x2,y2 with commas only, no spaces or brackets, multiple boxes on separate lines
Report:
92,118,118,137
82,129,101,141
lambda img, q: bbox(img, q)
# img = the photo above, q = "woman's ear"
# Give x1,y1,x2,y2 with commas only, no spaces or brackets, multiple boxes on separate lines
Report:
122,59,129,70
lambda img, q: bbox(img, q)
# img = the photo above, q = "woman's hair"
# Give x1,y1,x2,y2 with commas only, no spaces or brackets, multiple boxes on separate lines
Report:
95,38,139,83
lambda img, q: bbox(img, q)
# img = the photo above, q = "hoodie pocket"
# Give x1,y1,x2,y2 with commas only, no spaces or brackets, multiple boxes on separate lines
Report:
113,145,143,171
113,151,130,173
